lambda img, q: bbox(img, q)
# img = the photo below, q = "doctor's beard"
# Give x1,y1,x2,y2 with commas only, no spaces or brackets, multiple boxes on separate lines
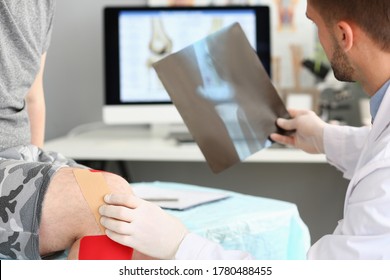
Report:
330,40,355,83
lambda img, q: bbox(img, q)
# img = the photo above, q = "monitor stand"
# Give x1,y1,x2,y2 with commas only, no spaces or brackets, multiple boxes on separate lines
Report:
150,123,193,143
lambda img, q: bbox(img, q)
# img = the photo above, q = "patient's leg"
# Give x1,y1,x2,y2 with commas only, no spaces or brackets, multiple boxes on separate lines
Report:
38,167,132,259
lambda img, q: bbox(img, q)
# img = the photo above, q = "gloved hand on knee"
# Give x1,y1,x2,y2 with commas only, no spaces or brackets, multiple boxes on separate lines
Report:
99,193,188,260
270,109,328,154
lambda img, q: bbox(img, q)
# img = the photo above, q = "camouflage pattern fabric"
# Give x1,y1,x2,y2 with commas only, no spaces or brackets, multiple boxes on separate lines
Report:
0,145,85,259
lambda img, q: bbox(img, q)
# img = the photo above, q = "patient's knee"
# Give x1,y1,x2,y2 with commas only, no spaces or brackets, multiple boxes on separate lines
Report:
39,168,131,256
100,171,132,195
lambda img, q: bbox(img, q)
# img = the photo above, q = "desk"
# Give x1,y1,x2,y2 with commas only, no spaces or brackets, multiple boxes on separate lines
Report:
133,181,311,260
44,125,326,163
45,125,341,245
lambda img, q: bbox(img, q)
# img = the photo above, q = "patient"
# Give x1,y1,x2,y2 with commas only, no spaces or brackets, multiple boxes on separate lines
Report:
0,0,135,260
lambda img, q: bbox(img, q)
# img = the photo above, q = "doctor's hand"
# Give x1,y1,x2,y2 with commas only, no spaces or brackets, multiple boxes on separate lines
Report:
270,109,327,154
99,193,188,260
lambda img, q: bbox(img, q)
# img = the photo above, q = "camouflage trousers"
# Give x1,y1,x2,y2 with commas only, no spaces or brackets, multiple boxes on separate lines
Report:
0,145,85,259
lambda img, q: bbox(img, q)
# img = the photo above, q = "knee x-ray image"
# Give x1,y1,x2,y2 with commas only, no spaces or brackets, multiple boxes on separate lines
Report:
153,23,290,173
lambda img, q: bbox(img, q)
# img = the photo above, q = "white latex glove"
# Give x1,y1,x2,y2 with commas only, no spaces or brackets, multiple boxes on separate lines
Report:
270,109,327,154
99,193,188,260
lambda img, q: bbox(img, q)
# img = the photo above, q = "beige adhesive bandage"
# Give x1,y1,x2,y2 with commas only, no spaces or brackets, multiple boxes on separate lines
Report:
73,169,111,233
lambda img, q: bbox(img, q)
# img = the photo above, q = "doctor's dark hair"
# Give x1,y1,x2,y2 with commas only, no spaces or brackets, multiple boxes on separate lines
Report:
309,0,390,51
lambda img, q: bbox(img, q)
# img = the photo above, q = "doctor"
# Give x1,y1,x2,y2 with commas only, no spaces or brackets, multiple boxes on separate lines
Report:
99,0,390,259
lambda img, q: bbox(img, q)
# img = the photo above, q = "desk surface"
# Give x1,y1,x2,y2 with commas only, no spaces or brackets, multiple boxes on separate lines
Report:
133,181,311,260
44,126,326,163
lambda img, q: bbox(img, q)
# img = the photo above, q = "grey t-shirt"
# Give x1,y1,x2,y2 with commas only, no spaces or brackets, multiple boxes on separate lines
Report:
0,0,55,151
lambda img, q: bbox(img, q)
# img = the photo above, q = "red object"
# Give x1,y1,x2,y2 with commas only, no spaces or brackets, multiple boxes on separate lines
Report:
79,235,133,260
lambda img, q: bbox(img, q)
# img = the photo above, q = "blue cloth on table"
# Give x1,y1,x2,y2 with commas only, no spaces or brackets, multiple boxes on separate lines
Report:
133,181,310,260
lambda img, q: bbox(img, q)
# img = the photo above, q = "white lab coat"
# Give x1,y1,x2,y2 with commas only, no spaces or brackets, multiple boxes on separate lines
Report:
307,86,390,259
175,87,390,260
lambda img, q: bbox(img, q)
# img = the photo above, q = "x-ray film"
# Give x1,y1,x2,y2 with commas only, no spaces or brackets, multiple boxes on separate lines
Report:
153,23,290,173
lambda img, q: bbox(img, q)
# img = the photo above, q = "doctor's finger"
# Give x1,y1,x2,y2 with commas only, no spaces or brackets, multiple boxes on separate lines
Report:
100,215,134,235
104,193,142,209
105,229,136,249
99,204,135,222
276,117,297,131
270,133,295,147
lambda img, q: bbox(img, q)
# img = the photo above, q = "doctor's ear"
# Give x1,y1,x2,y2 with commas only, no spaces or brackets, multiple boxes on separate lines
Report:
335,21,354,51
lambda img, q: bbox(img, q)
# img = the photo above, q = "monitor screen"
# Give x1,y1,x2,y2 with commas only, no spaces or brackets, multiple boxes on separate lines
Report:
104,5,271,125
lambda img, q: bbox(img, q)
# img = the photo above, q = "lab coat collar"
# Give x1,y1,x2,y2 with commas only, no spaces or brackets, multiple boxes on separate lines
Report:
370,85,390,143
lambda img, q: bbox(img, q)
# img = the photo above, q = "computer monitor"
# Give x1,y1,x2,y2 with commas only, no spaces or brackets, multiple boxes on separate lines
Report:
103,5,271,128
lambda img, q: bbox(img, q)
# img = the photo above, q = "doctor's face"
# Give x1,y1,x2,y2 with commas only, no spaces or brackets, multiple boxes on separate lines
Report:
306,1,355,82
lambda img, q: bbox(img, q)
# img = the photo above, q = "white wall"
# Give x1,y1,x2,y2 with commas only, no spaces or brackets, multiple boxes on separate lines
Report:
44,0,147,140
